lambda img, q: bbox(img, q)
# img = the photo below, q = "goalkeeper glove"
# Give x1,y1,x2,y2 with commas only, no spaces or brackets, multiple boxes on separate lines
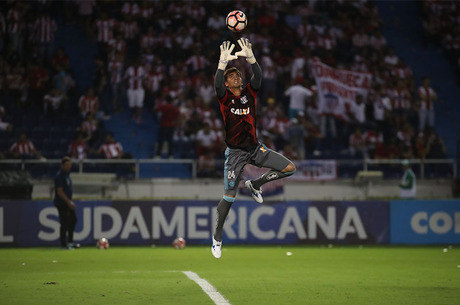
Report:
235,38,256,64
218,41,238,70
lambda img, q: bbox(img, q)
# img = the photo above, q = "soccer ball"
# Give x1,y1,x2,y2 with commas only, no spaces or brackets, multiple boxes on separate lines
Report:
226,10,247,32
172,237,186,249
96,238,109,249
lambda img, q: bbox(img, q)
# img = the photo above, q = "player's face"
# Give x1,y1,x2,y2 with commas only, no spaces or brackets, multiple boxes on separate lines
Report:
62,161,71,173
225,72,242,89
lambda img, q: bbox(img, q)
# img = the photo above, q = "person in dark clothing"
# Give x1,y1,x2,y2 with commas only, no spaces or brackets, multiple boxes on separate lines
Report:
154,96,180,158
211,39,296,258
54,156,79,249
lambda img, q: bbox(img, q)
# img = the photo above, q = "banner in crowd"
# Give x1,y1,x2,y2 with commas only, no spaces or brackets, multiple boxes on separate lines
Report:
0,200,390,246
310,58,372,119
390,200,460,244
289,160,337,181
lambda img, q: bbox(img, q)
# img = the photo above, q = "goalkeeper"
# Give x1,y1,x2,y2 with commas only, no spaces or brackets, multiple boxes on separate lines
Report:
211,38,296,258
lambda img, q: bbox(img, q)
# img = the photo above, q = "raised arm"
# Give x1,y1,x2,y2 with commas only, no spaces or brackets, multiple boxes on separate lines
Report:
215,41,237,99
214,69,226,99
249,62,262,91
235,38,261,90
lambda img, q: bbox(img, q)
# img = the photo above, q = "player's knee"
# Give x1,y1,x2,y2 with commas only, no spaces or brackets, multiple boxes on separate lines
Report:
222,194,236,203
282,162,296,175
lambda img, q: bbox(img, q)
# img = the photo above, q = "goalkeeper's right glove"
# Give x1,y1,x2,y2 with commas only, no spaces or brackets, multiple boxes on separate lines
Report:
218,41,238,70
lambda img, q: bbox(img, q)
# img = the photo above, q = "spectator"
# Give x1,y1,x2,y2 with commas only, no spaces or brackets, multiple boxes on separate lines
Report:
0,106,13,132
154,96,179,158
68,132,88,160
94,12,116,51
383,48,399,66
417,77,438,130
287,115,308,159
52,66,74,97
363,127,384,158
284,78,313,118
6,64,26,104
27,61,49,109
108,51,124,112
372,85,392,129
34,12,57,60
125,58,146,123
348,128,367,158
78,88,99,118
99,134,123,159
140,27,155,51
121,2,139,17
346,94,366,129
425,129,446,159
80,113,100,146
43,88,65,116
7,2,24,58
319,93,338,139
119,16,139,42
144,61,164,110
9,133,43,159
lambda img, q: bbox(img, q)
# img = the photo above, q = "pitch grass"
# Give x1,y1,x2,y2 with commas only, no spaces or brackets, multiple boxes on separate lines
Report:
0,246,459,305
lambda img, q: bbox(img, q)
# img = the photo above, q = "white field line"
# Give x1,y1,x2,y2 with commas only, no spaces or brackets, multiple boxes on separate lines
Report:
44,270,179,275
182,271,231,305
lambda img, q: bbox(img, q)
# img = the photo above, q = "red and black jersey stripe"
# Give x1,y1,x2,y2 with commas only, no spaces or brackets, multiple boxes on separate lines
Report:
218,83,258,151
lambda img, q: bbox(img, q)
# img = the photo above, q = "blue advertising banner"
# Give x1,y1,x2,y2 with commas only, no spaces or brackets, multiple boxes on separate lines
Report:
391,200,460,244
0,200,390,246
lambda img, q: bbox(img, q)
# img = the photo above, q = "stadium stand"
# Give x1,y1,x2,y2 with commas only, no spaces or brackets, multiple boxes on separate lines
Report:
0,0,455,180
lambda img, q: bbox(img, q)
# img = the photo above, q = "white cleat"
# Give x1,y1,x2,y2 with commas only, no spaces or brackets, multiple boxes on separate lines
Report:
245,180,263,203
212,236,222,259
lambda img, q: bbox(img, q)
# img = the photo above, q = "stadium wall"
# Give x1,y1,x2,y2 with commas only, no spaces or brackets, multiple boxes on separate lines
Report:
30,179,454,200
0,200,458,247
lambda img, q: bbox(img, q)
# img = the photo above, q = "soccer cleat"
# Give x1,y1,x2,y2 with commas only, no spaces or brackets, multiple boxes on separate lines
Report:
211,236,222,259
245,180,263,203
68,242,80,249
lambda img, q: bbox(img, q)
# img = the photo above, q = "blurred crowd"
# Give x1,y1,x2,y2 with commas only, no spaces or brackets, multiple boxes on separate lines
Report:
0,0,448,176
422,0,460,73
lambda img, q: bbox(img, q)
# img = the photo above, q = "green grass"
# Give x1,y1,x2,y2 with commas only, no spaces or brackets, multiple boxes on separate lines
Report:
0,246,459,305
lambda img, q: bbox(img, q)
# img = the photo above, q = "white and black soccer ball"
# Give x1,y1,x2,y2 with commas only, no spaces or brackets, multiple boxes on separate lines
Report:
226,10,247,32
172,237,186,249
96,237,109,249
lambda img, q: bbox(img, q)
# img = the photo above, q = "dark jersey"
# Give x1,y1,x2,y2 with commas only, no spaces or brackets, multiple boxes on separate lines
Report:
54,170,72,207
218,83,258,150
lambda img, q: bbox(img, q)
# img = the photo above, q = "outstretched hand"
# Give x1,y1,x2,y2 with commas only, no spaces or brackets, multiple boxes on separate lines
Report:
235,38,256,64
219,41,238,64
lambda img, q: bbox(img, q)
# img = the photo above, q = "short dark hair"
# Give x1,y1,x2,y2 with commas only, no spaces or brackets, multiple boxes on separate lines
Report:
61,156,71,164
224,67,241,81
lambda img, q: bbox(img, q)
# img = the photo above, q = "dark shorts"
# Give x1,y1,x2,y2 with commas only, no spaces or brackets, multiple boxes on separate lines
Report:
223,143,291,199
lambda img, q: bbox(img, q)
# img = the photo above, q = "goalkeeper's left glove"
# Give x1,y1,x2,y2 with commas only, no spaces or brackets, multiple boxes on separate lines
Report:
235,38,256,64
